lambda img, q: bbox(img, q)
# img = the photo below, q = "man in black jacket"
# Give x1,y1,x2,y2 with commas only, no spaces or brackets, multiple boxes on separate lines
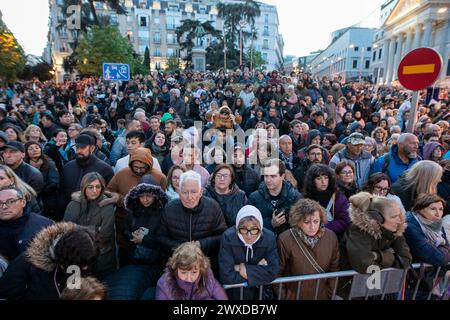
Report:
157,170,227,272
62,134,114,206
248,159,302,236
1,141,44,194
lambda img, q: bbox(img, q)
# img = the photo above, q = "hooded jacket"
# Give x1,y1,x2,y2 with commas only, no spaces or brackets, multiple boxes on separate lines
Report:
123,183,168,265
340,206,412,274
203,184,247,227
156,268,228,300
156,197,227,258
330,148,374,189
0,223,78,300
423,142,445,161
64,190,119,278
248,181,302,235
219,206,279,289
107,148,166,249
0,206,53,262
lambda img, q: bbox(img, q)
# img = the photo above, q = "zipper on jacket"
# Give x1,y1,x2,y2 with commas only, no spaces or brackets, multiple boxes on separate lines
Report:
189,213,192,241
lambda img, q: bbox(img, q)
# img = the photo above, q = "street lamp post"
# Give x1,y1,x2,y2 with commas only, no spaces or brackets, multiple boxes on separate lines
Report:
223,29,227,71
239,20,247,67
359,47,365,83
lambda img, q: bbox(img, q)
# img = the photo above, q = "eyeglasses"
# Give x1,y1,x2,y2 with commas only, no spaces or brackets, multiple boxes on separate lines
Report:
340,170,354,176
216,173,230,180
238,228,260,236
374,186,390,193
0,198,22,208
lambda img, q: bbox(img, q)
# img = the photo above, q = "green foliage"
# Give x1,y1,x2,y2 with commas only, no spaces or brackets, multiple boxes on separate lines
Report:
165,56,181,72
245,49,267,70
74,25,147,76
0,25,26,82
143,46,150,69
175,19,221,64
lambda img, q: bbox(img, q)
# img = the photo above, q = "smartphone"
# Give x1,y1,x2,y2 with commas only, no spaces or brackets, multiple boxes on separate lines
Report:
139,227,149,236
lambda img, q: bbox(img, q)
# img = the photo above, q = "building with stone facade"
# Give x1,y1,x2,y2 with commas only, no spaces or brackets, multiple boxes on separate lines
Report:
373,0,450,87
45,0,284,83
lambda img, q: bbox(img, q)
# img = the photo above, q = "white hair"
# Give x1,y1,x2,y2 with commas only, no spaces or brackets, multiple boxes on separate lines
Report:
179,170,202,190
134,111,146,120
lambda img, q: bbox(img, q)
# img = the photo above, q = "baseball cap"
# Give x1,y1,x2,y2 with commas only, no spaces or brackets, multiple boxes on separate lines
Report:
75,134,95,148
0,141,25,153
347,133,365,145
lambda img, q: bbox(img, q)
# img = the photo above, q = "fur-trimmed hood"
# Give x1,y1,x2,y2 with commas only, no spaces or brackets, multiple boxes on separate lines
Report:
124,183,168,213
349,205,406,240
25,222,78,272
70,190,120,208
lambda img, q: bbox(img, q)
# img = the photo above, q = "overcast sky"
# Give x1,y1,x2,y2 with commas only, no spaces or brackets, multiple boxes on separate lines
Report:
1,0,386,57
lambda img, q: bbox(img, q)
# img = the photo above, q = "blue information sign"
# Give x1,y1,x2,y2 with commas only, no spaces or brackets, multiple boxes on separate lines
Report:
102,63,130,81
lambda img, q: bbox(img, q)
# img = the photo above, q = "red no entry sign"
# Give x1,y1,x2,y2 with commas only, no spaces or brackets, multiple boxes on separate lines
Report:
397,47,442,91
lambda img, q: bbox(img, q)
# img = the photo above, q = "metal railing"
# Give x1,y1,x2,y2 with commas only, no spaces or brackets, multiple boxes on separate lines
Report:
223,263,450,300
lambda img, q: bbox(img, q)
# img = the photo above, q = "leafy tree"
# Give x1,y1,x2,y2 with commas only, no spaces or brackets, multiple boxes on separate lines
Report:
165,56,181,72
18,61,54,81
74,25,146,76
0,24,26,82
175,19,221,66
245,49,267,70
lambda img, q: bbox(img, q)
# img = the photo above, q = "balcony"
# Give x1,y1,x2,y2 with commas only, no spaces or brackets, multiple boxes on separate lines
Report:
166,24,176,30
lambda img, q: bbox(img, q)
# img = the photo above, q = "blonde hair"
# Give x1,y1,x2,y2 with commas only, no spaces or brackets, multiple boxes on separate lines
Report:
403,160,443,196
0,165,36,200
24,124,47,142
166,242,210,277
60,277,107,300
349,192,398,219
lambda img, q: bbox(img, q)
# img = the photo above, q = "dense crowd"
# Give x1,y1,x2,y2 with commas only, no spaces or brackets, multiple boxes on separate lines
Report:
0,67,449,300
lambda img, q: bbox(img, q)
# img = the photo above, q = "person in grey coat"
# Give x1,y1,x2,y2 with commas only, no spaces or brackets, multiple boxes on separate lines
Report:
64,172,119,279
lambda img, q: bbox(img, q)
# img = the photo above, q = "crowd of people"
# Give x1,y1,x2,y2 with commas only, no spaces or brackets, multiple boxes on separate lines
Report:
0,66,449,300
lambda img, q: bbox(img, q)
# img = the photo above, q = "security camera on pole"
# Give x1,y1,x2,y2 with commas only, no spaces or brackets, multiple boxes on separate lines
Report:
397,47,442,133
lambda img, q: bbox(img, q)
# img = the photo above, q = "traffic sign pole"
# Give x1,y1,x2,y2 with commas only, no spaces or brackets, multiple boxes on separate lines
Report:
406,91,419,134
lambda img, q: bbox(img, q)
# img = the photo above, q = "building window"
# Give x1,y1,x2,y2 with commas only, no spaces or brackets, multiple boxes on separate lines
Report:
167,48,174,57
127,31,133,41
354,46,359,51
447,59,450,76
352,60,358,69
154,47,161,57
110,14,118,25
167,33,176,45
263,39,269,50
154,17,160,25
367,47,372,52
154,32,161,44
372,51,376,61
140,16,147,27
365,60,370,69
264,14,269,24
263,26,269,36
155,62,161,70
395,42,398,54
378,48,382,60
262,53,268,61
167,17,175,29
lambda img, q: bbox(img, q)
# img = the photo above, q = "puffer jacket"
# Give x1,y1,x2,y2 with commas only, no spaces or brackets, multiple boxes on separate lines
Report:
203,185,247,227
340,205,412,274
64,191,119,278
0,223,78,299
156,269,228,300
248,181,302,235
123,183,168,265
156,197,227,258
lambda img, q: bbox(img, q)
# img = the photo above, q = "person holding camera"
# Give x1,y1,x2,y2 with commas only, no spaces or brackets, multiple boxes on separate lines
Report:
248,159,302,236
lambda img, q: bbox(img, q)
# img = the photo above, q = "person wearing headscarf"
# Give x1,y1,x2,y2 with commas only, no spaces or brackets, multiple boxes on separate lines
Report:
219,205,279,299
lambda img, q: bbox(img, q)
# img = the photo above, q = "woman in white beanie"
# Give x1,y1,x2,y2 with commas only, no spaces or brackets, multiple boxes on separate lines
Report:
219,205,279,299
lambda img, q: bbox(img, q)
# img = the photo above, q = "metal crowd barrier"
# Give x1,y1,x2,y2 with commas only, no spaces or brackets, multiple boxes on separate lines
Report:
223,263,450,300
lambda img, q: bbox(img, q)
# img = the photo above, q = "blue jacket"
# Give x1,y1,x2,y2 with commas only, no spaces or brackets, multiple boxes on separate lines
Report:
370,145,419,184
219,227,279,287
0,206,53,261
404,212,450,267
